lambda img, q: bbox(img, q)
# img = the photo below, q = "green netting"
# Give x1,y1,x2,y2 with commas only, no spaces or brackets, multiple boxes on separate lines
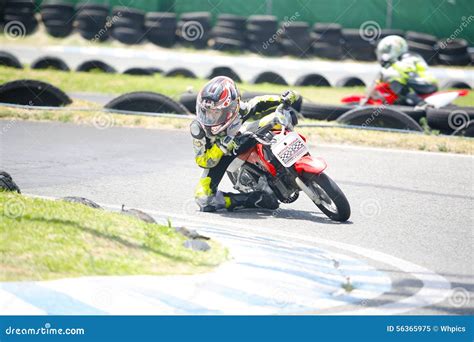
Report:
391,0,473,43
270,0,387,28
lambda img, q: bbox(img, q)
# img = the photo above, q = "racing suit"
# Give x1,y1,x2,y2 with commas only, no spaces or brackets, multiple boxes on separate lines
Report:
380,53,438,106
193,94,301,212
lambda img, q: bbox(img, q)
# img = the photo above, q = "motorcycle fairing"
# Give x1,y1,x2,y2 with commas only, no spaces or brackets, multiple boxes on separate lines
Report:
294,155,327,175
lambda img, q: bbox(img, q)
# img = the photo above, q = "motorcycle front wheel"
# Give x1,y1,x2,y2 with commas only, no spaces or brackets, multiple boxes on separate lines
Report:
300,172,351,222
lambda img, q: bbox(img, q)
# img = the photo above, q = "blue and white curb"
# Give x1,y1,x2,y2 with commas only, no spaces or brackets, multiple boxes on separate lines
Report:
0,202,451,315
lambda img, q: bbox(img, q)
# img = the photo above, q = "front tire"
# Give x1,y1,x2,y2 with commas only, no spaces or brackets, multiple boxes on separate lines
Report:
301,172,351,222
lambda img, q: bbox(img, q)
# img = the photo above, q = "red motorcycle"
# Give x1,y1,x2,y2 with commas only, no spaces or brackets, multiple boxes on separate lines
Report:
227,104,351,222
341,81,468,108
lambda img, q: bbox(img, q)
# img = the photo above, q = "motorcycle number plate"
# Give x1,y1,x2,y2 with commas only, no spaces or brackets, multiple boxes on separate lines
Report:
271,132,309,167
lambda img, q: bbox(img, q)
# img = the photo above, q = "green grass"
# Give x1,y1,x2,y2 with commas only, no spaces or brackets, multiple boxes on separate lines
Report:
1,66,472,107
0,192,228,282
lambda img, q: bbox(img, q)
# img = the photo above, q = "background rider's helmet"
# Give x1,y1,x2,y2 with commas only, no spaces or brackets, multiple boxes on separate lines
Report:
196,76,240,136
376,35,408,65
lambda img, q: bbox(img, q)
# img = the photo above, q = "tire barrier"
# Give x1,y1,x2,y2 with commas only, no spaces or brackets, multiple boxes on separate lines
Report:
4,2,470,66
252,71,288,85
337,106,424,132
177,12,212,50
279,21,312,58
31,56,70,71
179,92,198,113
123,67,154,76
247,15,280,56
0,171,21,193
441,80,471,89
105,91,190,114
0,51,22,69
209,14,247,52
406,31,439,65
0,79,72,107
40,2,74,38
301,102,355,121
342,29,377,62
207,66,242,83
76,60,116,73
111,7,145,45
426,107,474,133
145,12,177,48
453,121,474,137
74,4,110,42
311,23,344,60
294,74,330,87
3,0,38,37
164,68,197,78
335,77,366,87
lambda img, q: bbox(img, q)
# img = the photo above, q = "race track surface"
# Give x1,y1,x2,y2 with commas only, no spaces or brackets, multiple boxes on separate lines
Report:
0,121,472,315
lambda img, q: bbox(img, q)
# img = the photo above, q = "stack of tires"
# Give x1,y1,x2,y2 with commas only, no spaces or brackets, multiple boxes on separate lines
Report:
3,0,38,36
436,39,470,66
111,7,145,45
246,15,279,56
177,12,211,49
74,4,110,42
209,14,246,52
279,21,311,57
311,23,344,60
405,31,438,65
40,2,74,38
342,29,376,61
145,12,177,47
0,1,5,29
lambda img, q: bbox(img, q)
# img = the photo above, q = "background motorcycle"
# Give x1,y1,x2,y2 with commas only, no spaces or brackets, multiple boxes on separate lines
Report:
227,104,351,222
341,79,468,108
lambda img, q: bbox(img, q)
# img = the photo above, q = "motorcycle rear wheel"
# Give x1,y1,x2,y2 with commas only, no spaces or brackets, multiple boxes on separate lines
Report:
301,172,351,222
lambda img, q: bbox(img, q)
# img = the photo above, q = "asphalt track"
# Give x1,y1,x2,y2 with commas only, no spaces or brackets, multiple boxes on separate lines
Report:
0,120,473,315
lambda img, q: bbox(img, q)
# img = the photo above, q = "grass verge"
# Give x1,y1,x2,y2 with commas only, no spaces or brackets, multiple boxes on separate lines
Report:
0,192,228,282
1,66,473,107
1,106,472,154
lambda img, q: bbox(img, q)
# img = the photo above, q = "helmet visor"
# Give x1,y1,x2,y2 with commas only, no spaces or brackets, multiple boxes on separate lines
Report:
197,101,238,127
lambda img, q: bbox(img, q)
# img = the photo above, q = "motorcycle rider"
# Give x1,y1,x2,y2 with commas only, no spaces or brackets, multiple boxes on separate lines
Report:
190,76,301,212
376,35,438,106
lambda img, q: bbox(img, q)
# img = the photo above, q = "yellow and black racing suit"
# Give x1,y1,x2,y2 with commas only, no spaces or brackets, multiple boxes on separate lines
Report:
192,94,300,212
381,53,438,105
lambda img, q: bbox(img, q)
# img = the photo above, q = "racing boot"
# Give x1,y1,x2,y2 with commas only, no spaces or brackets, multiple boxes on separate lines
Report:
226,191,279,211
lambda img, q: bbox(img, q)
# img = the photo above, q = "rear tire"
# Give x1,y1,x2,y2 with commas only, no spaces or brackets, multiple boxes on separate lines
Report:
301,172,350,222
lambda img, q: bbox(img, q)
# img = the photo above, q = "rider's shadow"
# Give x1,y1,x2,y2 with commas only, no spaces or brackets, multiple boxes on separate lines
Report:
215,207,353,225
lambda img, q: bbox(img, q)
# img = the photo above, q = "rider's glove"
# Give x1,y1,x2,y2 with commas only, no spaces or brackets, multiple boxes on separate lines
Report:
280,90,299,106
274,106,293,129
217,135,239,155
